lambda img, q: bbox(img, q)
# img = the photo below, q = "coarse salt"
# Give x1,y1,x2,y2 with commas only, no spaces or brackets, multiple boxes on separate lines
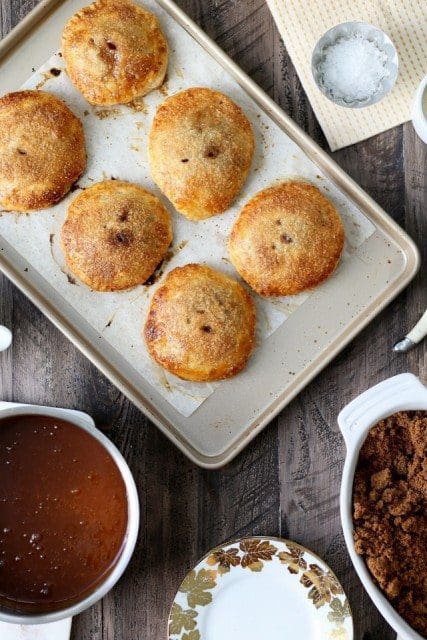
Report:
317,34,390,103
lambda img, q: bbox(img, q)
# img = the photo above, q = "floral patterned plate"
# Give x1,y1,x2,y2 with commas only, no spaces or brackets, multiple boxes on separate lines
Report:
168,537,353,640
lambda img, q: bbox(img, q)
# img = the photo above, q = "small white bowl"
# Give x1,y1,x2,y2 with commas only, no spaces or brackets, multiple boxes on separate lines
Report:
412,75,427,143
338,373,427,640
312,21,399,108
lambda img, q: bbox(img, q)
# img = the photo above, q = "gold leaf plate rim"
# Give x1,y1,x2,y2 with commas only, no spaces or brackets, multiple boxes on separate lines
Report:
167,536,353,640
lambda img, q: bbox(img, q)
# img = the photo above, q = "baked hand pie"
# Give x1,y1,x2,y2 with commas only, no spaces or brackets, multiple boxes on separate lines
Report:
62,0,168,105
0,90,86,211
229,181,345,296
149,87,254,220
144,264,256,381
61,180,172,291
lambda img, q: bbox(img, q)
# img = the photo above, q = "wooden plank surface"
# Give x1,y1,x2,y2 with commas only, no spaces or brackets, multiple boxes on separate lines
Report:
0,0,426,638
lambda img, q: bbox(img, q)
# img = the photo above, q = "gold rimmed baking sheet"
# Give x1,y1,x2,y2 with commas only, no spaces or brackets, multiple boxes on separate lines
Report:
0,0,419,467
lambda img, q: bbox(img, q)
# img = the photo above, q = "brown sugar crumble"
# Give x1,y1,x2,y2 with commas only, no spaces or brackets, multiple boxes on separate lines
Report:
353,411,427,637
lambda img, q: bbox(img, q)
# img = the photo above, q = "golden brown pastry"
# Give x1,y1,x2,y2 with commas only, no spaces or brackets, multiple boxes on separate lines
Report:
148,88,254,220
144,264,256,381
61,180,172,291
229,181,345,296
0,91,86,211
62,0,168,105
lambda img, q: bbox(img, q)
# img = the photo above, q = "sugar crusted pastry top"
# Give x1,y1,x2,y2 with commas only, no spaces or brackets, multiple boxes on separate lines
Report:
229,181,345,296
144,264,256,381
149,87,254,220
61,180,172,291
62,0,168,105
0,90,86,211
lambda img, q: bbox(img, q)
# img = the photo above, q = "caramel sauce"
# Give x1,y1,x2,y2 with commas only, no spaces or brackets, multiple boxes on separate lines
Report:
0,415,128,613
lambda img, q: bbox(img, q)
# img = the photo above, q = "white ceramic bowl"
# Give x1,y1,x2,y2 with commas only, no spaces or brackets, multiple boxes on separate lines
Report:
338,373,427,640
0,401,140,626
412,75,427,143
312,21,399,108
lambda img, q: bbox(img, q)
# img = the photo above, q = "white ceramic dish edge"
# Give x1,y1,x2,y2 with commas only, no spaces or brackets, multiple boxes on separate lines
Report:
0,617,72,640
0,401,140,629
412,75,427,143
338,373,427,640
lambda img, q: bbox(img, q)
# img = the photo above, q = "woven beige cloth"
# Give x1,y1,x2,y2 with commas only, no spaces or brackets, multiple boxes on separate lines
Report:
266,0,427,150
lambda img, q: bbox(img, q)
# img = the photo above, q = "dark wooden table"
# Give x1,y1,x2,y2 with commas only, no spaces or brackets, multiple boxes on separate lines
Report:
1,1,426,638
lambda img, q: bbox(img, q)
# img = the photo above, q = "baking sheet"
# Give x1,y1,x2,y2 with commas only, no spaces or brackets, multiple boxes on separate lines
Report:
0,0,419,466
0,10,373,416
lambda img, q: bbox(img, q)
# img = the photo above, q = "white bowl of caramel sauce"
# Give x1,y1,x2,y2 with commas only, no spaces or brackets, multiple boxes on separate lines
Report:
0,401,139,625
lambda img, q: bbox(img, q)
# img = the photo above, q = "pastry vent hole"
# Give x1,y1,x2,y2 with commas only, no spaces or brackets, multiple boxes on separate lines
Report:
281,234,293,244
106,41,117,50
17,149,27,155
201,325,212,333
205,146,220,159
114,231,132,246
181,158,189,163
